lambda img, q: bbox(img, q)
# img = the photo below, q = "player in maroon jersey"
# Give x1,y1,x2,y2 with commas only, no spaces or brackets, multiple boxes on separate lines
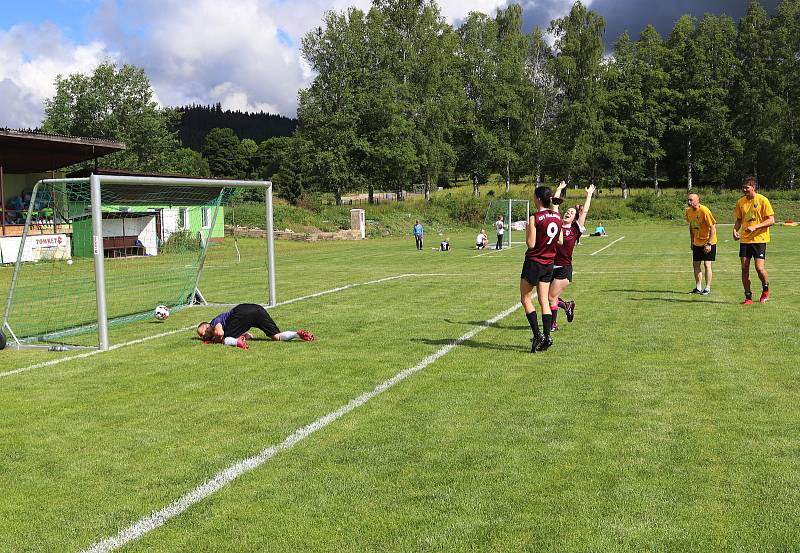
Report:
549,183,596,331
520,186,563,353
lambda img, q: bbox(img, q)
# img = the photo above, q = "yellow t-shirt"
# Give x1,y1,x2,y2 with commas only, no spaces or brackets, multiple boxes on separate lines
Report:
685,205,718,246
734,193,774,243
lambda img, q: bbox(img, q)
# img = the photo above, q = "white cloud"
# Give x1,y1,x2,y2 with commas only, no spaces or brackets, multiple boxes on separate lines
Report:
0,0,585,128
0,22,112,128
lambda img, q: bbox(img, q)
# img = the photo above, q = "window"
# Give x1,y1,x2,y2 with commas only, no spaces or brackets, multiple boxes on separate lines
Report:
201,208,211,228
180,208,189,229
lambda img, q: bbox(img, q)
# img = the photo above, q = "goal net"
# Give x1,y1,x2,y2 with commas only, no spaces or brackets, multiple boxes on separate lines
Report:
483,199,530,248
2,175,275,350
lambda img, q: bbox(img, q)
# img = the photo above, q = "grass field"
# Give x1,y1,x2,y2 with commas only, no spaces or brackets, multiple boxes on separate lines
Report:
2,222,800,552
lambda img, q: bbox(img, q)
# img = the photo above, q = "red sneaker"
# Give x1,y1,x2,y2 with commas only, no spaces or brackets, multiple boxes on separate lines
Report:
297,329,315,342
759,290,769,303
742,298,753,305
236,335,249,350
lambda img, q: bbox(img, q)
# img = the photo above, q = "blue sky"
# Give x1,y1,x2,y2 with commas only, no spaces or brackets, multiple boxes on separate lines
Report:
0,0,784,129
0,0,99,41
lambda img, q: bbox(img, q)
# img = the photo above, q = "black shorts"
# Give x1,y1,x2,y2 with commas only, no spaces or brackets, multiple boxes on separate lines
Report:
225,304,280,338
739,243,767,260
521,259,554,285
692,244,717,262
552,265,573,282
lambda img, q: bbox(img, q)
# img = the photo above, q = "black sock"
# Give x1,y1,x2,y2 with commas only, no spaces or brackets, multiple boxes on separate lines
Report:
551,308,558,325
745,291,753,300
526,311,540,338
763,283,769,292
542,314,553,337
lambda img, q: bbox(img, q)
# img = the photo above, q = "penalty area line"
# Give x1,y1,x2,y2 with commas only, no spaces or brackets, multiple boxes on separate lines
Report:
0,273,449,379
590,236,625,256
79,302,521,553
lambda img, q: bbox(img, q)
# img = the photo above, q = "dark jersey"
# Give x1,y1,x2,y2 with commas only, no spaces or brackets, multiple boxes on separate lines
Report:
554,222,584,267
525,209,562,264
211,304,280,338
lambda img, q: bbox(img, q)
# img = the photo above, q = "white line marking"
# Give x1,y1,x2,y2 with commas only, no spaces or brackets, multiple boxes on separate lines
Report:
0,273,449,379
590,236,625,256
80,302,521,553
472,248,513,258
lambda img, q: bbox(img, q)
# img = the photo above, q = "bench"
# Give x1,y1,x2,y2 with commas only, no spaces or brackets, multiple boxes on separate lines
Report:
103,236,144,258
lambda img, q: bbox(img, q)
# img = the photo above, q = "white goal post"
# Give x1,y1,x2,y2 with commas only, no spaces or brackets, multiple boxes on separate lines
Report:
483,199,530,249
2,174,275,351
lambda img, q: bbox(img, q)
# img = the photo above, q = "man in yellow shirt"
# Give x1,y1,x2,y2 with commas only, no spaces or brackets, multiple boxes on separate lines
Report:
686,193,717,295
733,176,775,304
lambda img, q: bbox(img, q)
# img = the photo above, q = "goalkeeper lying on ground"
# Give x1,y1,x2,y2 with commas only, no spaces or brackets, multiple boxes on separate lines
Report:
197,303,314,350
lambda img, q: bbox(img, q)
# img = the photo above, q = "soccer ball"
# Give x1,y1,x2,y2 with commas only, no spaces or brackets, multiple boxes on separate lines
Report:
154,305,170,321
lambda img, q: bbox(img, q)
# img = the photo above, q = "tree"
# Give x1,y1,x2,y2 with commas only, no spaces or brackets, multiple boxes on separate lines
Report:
299,7,373,204
691,14,741,187
202,128,247,178
494,4,529,191
773,0,800,187
240,138,259,178
456,12,500,196
635,25,671,190
548,2,607,184
42,62,184,173
603,32,642,187
733,1,777,183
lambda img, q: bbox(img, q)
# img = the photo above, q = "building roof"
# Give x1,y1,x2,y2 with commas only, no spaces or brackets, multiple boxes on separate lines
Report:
0,129,125,173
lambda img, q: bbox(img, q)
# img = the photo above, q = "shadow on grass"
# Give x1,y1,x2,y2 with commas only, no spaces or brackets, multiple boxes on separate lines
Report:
413,337,530,353
604,288,685,294
443,318,528,331
628,297,728,304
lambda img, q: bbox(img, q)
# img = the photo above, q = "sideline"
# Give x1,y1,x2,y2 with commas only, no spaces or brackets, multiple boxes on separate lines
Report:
590,236,625,256
80,302,521,553
472,247,515,258
0,273,449,379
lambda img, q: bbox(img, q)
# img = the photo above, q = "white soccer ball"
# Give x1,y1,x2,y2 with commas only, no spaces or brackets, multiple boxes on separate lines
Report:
154,305,170,321
66,259,73,265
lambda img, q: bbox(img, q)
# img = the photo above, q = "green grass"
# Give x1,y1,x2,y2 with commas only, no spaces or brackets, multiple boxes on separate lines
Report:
2,222,800,551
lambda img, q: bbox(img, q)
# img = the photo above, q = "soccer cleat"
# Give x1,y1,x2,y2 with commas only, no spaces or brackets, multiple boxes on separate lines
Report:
700,289,710,296
536,335,554,352
742,298,753,305
759,290,769,303
236,335,249,350
565,300,575,323
530,335,544,353
297,329,315,342
551,322,559,332
690,288,702,294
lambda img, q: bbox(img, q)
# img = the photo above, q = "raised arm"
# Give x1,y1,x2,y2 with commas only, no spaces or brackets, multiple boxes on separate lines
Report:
577,184,596,228
553,180,568,212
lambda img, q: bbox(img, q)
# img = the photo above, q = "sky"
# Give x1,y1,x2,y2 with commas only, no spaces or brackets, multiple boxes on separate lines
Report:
0,0,782,129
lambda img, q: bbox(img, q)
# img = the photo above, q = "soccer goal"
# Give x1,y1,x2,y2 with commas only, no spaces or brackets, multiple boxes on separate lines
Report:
1,174,275,351
483,199,530,249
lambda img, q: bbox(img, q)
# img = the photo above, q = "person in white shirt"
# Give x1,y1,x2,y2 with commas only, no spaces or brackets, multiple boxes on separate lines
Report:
494,215,506,250
475,229,488,249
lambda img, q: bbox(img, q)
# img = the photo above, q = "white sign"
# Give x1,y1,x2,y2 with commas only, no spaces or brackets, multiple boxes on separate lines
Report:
0,234,72,263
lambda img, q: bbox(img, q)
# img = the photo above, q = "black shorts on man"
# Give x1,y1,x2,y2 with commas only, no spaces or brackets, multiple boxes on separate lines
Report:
521,259,554,285
739,243,766,259
692,244,717,262
552,265,573,282
225,304,280,338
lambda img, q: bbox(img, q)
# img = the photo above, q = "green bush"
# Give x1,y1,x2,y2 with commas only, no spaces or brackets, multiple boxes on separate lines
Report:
161,230,201,253
628,194,684,220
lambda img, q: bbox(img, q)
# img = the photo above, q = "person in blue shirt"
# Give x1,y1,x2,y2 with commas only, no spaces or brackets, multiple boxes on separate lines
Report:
413,220,424,250
197,304,314,350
